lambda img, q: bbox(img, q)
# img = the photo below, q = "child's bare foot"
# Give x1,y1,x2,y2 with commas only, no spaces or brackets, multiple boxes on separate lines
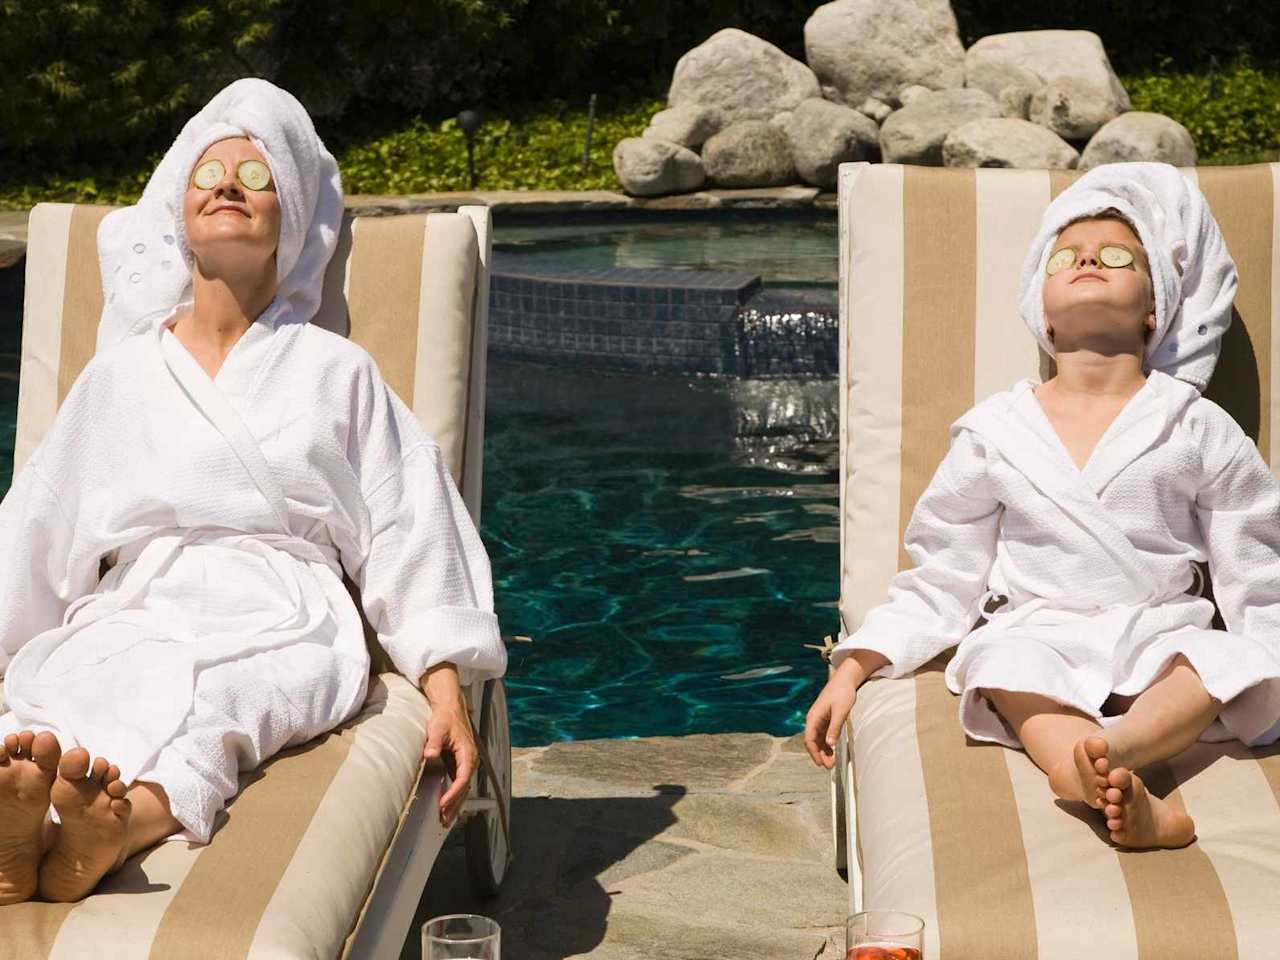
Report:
39,748,131,902
1102,766,1196,849
0,731,59,904
1049,735,1109,808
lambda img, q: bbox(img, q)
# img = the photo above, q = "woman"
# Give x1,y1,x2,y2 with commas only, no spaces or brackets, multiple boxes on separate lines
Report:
0,79,506,904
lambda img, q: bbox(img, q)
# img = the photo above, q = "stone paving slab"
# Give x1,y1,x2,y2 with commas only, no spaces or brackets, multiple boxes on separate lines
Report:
409,732,848,960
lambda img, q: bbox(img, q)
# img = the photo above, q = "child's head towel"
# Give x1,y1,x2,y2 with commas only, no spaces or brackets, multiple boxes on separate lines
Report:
1018,161,1238,391
94,78,344,353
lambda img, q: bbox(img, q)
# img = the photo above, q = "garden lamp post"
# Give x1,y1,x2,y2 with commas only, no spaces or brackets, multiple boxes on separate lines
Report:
458,109,483,189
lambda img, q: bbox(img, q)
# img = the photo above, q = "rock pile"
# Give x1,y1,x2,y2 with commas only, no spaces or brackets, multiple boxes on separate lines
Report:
613,0,1197,196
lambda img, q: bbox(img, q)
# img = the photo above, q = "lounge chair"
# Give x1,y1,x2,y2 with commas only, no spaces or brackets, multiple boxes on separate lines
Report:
0,202,512,959
830,161,1280,958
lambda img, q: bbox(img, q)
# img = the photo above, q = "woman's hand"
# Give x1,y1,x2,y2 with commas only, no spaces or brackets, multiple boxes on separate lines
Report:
803,650,890,769
419,662,478,828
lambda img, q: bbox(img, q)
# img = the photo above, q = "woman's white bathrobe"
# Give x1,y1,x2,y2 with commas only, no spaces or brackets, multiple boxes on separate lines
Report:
0,303,506,841
831,368,1280,749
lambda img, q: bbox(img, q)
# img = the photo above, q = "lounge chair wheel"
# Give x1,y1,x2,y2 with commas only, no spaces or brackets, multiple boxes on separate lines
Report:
832,732,848,880
465,677,512,896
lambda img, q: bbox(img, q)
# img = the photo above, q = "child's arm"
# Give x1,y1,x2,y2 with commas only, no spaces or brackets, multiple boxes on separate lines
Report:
806,430,1001,767
1194,415,1280,639
830,428,1003,679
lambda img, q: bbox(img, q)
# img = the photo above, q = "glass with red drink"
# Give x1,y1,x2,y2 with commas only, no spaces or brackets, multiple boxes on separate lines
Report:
845,910,924,960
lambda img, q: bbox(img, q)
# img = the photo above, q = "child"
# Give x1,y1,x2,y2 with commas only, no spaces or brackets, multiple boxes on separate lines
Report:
804,162,1280,850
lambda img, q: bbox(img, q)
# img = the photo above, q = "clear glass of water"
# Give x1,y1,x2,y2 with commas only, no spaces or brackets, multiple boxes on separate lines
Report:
846,910,924,959
422,914,500,960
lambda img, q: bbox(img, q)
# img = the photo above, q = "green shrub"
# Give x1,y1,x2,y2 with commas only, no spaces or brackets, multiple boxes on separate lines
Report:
337,98,663,194
1120,57,1280,164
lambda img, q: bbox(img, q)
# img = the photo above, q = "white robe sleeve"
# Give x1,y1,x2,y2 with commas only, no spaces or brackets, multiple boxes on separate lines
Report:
352,382,506,689
831,430,1002,680
0,464,94,678
1194,421,1280,639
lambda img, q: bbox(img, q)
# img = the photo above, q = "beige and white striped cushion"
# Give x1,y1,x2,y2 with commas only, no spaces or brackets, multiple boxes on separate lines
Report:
4,203,492,957
839,162,1280,958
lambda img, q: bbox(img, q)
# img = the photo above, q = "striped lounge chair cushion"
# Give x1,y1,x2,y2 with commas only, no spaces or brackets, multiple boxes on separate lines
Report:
838,162,1280,959
2,202,492,958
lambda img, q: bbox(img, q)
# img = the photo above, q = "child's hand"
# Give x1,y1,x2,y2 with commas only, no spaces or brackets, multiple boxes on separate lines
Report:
804,663,859,769
804,650,888,769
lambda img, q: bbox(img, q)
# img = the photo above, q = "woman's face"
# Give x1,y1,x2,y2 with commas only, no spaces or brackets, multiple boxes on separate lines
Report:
182,137,281,276
1041,218,1156,348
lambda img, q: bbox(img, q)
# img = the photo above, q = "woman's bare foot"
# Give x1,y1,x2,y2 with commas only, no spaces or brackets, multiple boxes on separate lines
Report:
1049,735,1109,808
0,732,60,904
1102,766,1196,849
39,748,131,902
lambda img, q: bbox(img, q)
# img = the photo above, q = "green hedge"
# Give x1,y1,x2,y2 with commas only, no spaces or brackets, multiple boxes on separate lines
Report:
1125,57,1280,165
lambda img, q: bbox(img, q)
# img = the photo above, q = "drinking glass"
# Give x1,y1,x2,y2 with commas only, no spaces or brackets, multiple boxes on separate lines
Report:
845,910,925,960
422,914,500,960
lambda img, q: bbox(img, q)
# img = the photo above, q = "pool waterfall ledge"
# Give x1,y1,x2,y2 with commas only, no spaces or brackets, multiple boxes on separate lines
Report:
414,730,849,958
491,257,838,378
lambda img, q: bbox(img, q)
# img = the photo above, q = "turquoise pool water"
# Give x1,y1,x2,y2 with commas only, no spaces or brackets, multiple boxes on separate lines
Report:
484,360,836,746
495,212,837,293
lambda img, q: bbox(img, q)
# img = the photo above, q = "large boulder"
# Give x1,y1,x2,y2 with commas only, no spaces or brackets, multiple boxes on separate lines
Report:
804,0,965,108
785,98,879,189
668,29,819,125
702,121,797,188
942,118,1079,169
1079,112,1198,171
643,104,722,149
966,31,1130,138
879,88,1001,165
1029,77,1125,142
612,138,706,196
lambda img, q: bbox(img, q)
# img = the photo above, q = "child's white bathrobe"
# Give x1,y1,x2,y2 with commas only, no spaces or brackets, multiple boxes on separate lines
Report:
833,369,1280,749
0,303,506,840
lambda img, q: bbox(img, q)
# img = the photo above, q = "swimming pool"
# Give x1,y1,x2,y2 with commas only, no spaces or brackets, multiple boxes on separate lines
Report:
494,211,837,294
484,359,835,745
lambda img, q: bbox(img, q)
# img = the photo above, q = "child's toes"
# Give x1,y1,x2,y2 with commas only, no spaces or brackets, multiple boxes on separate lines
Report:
1107,767,1132,791
1105,786,1123,805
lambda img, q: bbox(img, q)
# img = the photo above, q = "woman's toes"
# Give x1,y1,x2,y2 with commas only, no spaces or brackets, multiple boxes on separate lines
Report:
58,747,91,781
1108,766,1132,791
109,796,132,819
105,779,127,801
2,734,17,756
1105,786,1123,805
89,757,108,782
30,733,61,776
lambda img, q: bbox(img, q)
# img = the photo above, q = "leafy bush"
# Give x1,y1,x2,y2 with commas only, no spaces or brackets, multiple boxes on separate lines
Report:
1121,57,1280,164
337,98,663,194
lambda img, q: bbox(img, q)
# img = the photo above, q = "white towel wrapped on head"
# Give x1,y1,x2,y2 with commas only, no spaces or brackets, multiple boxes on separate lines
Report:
1018,161,1239,391
95,78,343,352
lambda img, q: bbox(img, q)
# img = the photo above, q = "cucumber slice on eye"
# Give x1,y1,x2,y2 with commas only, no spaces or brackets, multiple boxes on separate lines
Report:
238,159,272,191
1046,247,1076,276
1099,245,1134,268
192,159,225,190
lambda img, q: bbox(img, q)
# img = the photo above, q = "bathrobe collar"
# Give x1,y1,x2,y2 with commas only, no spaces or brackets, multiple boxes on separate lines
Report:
954,370,1200,603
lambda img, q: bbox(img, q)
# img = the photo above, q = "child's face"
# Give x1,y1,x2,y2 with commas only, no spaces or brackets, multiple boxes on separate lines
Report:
1041,218,1156,351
